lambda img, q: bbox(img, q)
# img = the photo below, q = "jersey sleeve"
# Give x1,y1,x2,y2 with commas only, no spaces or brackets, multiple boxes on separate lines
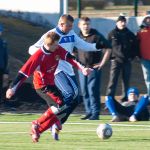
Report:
10,51,42,93
58,46,68,60
20,51,42,77
74,31,99,51
9,73,27,93
66,52,85,71
58,46,85,71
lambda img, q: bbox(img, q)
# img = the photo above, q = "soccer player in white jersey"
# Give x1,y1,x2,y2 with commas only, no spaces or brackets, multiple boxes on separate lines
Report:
29,14,111,140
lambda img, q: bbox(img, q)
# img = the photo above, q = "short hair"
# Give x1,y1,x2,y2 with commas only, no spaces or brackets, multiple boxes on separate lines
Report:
59,14,74,23
44,32,60,45
79,17,91,22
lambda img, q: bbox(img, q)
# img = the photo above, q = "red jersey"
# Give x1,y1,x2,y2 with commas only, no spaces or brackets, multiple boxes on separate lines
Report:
137,27,150,60
19,46,83,89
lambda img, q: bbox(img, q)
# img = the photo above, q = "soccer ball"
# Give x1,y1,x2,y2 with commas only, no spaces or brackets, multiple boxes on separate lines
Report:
96,123,113,140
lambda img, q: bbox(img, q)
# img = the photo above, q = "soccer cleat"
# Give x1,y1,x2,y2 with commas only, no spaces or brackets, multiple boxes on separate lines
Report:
52,126,60,141
31,121,40,143
88,115,99,120
80,114,91,120
50,121,62,141
129,115,137,122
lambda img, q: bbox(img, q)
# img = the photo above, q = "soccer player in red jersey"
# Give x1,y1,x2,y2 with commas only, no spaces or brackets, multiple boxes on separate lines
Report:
6,32,92,143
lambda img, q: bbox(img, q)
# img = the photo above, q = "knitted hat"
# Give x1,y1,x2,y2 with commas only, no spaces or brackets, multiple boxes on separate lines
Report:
127,87,139,97
141,15,150,27
116,15,126,22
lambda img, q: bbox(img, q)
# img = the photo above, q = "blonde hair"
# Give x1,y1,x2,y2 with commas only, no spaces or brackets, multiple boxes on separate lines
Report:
44,32,60,45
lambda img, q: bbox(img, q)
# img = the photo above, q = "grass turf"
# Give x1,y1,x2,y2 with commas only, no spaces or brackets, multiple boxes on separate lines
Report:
0,113,150,150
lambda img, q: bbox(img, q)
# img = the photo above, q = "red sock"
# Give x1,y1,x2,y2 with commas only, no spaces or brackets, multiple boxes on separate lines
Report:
38,115,59,133
37,108,55,124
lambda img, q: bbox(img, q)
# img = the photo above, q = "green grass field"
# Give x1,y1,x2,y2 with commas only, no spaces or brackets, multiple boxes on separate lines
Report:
0,113,150,150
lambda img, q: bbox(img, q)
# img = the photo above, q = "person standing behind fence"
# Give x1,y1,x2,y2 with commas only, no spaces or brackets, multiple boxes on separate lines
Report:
137,15,150,97
106,15,139,102
0,25,8,103
77,17,111,120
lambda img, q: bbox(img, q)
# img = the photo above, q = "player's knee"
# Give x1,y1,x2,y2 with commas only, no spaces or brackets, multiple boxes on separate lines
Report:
62,88,79,105
73,88,79,99
51,105,67,115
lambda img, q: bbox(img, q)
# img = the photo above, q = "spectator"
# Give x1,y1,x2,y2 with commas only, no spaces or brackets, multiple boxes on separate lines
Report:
106,15,139,102
0,25,8,103
76,17,111,120
105,87,149,122
137,15,150,97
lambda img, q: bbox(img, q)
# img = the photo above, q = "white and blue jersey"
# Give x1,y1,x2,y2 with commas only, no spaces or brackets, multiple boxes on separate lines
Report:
29,27,98,76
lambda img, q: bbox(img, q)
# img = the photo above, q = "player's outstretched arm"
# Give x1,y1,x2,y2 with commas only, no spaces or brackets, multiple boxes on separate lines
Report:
5,73,27,100
66,52,93,76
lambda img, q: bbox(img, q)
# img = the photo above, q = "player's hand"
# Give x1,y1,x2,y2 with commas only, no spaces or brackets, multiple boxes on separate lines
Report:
93,63,103,70
6,88,15,99
82,68,93,76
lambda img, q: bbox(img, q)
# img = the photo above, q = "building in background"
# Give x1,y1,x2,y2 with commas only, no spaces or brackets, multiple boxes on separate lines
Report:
0,0,68,27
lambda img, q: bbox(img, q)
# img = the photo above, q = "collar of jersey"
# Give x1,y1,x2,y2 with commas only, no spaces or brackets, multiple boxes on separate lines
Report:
41,46,52,54
56,26,66,35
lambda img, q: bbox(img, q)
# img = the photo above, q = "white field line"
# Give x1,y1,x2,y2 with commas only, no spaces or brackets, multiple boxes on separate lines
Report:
0,132,27,134
0,122,30,124
0,128,150,135
0,122,150,135
0,122,150,128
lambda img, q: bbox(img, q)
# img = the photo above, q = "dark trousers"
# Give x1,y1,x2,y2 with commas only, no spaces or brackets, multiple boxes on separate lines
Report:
113,100,134,117
106,60,131,99
114,99,149,121
0,72,3,103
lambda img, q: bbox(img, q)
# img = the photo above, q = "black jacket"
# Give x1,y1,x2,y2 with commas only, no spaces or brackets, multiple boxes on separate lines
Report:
77,28,111,67
108,27,139,63
0,37,8,73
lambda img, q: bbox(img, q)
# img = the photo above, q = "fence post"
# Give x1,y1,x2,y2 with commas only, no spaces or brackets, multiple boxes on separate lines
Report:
134,0,139,16
77,0,81,18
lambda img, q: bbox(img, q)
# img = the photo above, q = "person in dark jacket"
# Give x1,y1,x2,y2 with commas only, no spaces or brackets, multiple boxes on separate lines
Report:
0,25,8,103
106,15,139,102
77,17,111,120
